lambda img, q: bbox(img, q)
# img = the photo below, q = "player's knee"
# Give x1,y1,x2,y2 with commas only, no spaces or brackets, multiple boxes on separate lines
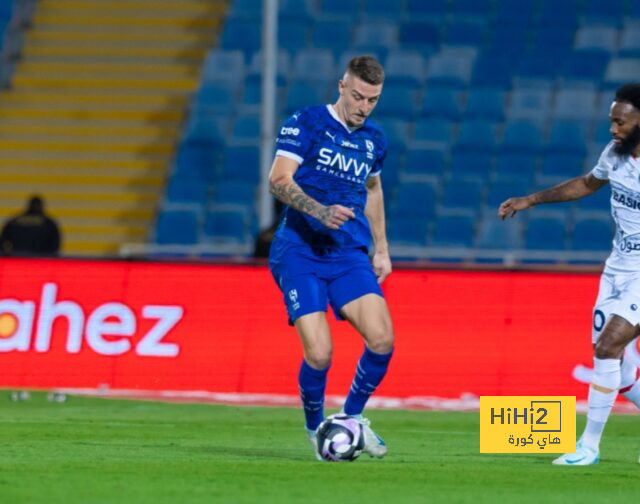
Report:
365,325,394,354
305,349,332,370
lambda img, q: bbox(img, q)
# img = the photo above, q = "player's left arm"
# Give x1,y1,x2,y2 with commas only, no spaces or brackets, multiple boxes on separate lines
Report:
365,175,391,284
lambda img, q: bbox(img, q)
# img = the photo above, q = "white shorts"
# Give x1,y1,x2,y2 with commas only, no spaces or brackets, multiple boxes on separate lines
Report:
592,271,640,344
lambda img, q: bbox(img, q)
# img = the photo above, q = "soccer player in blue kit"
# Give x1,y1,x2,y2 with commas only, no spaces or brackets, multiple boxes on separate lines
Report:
268,56,393,460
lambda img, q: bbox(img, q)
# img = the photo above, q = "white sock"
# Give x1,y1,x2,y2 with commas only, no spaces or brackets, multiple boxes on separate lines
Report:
581,357,620,452
620,358,640,408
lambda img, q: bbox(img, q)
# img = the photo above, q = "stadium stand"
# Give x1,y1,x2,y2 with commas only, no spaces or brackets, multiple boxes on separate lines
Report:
148,0,636,265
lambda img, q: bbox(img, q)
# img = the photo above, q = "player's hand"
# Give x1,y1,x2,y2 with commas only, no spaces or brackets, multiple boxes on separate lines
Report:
498,196,534,220
372,251,392,284
318,204,355,229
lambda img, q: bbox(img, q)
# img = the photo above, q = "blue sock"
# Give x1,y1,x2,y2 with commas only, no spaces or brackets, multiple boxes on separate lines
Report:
299,360,329,431
343,346,393,416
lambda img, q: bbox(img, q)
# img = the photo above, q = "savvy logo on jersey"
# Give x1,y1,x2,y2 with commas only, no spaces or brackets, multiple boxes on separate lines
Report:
0,282,183,357
317,147,373,180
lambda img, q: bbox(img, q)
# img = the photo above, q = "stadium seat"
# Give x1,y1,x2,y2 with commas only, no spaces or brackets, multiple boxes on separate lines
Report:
201,50,245,84
571,218,614,251
530,27,575,53
552,88,598,120
538,152,585,182
575,26,619,53
278,0,316,22
455,120,499,153
228,0,262,18
582,0,625,25
376,118,412,151
421,88,463,119
506,88,552,122
501,120,544,154
204,208,249,243
619,28,640,58
231,114,260,142
449,149,493,183
545,121,588,155
486,180,530,208
559,50,610,83
387,217,428,246
412,118,455,148
430,215,475,248
485,27,528,57
575,185,610,212
471,55,515,89
398,21,440,52
384,50,426,88
212,181,256,205
291,49,335,83
524,216,567,250
389,183,438,220
174,142,221,184
444,20,486,47
192,82,239,116
475,217,524,249
374,84,420,119
285,81,330,114
312,20,351,53
464,88,505,120
604,58,640,88
405,0,448,19
353,21,398,53
245,50,291,87
319,0,360,20
425,48,476,89
156,209,200,245
219,143,261,183
363,0,404,20
182,114,228,147
592,118,612,145
220,19,262,56
277,20,310,53
440,180,483,212
537,0,579,28
403,147,446,179
165,176,209,205
493,153,536,183
451,0,491,20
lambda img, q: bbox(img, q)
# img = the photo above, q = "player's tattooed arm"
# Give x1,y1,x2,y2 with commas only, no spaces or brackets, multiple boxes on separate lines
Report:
498,174,608,219
269,156,355,230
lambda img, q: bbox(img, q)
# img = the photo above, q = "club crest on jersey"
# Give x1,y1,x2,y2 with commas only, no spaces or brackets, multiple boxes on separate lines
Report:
365,140,374,152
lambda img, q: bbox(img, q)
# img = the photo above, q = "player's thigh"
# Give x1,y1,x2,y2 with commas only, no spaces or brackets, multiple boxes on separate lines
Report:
339,293,394,353
294,311,333,369
595,315,639,358
592,273,618,344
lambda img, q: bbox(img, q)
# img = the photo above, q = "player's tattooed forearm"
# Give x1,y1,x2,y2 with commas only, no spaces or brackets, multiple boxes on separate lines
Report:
270,181,323,218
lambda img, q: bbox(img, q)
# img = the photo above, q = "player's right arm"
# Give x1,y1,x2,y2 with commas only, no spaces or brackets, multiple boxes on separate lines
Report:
498,173,609,220
268,155,355,230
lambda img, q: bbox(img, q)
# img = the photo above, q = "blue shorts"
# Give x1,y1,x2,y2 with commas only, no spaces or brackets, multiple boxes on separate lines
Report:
269,238,383,325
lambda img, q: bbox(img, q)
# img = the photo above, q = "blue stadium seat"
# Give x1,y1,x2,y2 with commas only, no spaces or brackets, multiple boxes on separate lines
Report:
537,0,579,28
291,49,335,83
529,27,575,53
406,0,448,19
220,19,261,56
228,0,261,18
494,0,535,25
430,215,475,248
571,218,614,251
276,21,310,55
204,208,249,243
364,0,404,20
384,50,426,88
538,153,585,182
165,176,208,205
582,0,624,25
192,82,238,116
440,180,483,212
312,20,351,53
575,186,610,212
546,121,588,155
604,58,640,89
219,143,261,183
464,88,505,120
201,50,245,84
486,180,529,207
376,118,411,151
245,50,291,87
156,209,200,245
398,21,440,52
471,55,514,88
501,120,544,154
493,153,537,183
412,118,455,148
451,0,491,19
212,181,256,205
455,120,499,152
552,88,598,120
506,88,552,122
387,217,428,246
575,26,619,53
449,149,493,183
174,142,221,183
593,119,612,145
559,50,610,83
485,27,528,56
475,217,524,249
389,182,438,220
524,216,567,250
421,88,462,119
353,21,398,53
403,147,446,179
374,84,419,119
444,20,486,46
319,0,359,20
231,114,260,142
619,28,640,58
285,81,329,114
513,49,567,80
426,49,476,89
182,114,228,146
278,0,316,22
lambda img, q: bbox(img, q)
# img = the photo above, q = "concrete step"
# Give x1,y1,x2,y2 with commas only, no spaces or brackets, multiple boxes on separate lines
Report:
39,0,226,15
0,157,167,171
0,123,179,141
0,174,164,188
11,74,198,92
17,61,201,79
22,45,209,62
0,138,175,156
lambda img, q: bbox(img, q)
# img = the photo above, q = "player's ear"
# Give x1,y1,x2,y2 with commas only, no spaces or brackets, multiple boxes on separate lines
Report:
338,79,346,96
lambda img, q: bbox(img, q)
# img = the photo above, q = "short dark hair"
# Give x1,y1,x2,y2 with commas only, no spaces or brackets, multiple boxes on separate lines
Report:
615,83,640,111
346,56,384,85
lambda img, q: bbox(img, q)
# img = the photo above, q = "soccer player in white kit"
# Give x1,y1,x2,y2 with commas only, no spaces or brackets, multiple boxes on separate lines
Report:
498,83,640,465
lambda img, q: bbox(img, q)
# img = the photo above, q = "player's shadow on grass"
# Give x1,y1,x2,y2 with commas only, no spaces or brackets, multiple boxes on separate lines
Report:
192,444,313,461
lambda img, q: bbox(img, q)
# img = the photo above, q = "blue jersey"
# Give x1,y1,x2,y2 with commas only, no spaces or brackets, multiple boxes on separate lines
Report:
273,105,388,249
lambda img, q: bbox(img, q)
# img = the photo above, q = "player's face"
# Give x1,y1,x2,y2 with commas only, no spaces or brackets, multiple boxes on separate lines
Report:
338,74,383,127
610,101,640,156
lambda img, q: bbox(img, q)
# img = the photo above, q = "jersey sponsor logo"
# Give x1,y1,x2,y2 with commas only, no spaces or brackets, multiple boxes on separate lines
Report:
612,188,640,210
280,126,300,136
317,147,372,179
340,139,359,149
617,232,640,253
0,282,183,357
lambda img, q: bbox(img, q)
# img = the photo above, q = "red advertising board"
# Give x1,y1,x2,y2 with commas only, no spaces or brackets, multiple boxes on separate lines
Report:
0,258,615,399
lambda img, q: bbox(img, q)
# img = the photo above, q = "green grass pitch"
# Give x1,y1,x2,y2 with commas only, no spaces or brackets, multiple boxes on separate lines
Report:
0,392,638,504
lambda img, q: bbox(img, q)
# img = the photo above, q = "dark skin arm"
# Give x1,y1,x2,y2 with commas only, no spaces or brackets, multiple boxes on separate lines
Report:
498,173,609,219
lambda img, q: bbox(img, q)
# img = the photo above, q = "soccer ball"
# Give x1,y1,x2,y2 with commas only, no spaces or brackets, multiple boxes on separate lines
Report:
316,413,365,462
